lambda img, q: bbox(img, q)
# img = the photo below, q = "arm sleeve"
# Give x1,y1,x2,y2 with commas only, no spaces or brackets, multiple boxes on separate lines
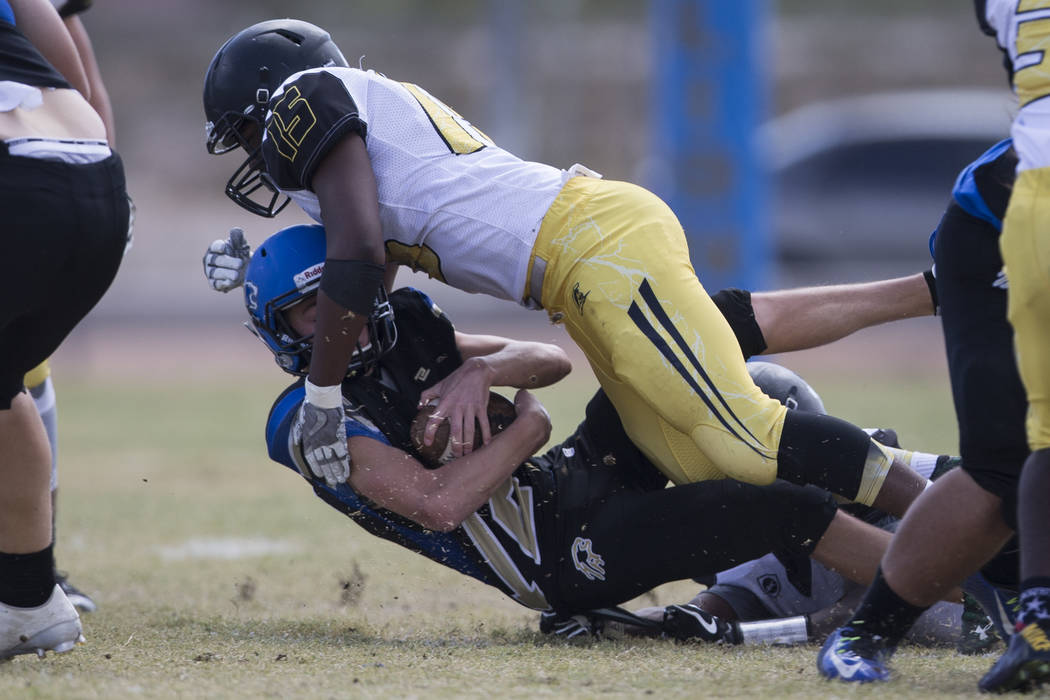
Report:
710,288,767,359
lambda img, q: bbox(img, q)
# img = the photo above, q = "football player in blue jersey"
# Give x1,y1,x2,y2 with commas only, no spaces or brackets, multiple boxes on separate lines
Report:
817,138,1032,685
0,0,129,660
220,222,965,643
202,19,935,528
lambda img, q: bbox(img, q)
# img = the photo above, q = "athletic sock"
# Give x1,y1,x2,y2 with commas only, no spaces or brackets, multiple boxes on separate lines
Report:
845,566,927,648
1018,578,1050,627
0,545,56,608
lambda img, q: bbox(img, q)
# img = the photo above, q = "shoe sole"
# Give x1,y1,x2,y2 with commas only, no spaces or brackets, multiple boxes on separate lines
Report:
989,660,1050,693
1,619,85,660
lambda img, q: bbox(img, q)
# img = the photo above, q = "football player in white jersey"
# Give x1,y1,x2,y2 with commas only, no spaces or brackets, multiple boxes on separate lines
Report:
202,20,931,533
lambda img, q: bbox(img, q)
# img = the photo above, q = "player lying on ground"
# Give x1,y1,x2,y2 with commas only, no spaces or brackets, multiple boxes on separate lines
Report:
224,223,967,638
204,20,930,527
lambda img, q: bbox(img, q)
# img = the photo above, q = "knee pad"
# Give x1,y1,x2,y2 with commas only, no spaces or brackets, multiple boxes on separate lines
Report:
776,410,876,501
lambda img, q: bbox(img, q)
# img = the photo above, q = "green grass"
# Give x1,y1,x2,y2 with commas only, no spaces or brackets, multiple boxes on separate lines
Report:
0,355,1016,698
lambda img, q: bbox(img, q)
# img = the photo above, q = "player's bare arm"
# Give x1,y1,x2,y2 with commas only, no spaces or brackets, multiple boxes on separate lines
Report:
346,389,551,532
307,132,386,387
417,333,571,456
752,272,935,356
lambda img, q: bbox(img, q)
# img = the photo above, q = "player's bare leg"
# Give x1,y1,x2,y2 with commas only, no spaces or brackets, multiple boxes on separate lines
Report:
882,469,1012,606
0,392,82,659
981,448,1050,692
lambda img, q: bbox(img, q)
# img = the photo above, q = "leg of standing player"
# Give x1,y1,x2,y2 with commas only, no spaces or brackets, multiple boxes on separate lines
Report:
819,197,1024,682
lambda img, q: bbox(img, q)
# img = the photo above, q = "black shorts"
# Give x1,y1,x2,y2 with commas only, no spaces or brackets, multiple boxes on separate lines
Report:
543,390,838,614
0,150,128,407
934,201,1028,528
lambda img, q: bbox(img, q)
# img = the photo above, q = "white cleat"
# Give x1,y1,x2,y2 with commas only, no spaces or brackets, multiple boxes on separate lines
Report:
0,585,84,660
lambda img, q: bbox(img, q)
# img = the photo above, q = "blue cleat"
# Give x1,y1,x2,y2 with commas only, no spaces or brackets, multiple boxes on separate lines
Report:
979,622,1050,693
817,626,893,682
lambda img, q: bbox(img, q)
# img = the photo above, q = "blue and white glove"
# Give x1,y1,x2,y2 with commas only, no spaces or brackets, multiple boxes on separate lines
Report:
293,380,350,487
203,227,251,292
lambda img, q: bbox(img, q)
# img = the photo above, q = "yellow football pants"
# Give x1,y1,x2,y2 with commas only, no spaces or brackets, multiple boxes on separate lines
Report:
529,176,786,485
1002,166,1050,450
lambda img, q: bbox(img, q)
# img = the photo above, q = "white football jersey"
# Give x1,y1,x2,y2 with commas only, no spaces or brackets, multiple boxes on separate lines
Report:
981,0,1050,171
261,67,572,306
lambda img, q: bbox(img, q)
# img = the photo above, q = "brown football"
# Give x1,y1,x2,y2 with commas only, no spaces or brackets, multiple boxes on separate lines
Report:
410,392,517,468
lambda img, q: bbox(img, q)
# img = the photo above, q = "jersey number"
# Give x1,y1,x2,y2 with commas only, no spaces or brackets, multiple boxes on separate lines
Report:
401,82,494,155
1015,4,1050,107
268,85,318,162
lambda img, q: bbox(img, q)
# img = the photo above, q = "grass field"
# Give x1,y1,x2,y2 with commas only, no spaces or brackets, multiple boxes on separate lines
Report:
1,319,1035,699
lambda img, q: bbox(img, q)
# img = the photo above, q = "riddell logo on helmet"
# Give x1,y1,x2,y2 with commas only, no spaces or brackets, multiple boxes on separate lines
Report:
294,263,325,290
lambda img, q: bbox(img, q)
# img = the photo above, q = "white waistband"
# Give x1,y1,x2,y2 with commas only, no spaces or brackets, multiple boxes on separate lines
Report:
4,137,111,164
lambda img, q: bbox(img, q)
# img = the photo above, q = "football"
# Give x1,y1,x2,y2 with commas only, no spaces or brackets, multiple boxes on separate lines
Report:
410,392,517,468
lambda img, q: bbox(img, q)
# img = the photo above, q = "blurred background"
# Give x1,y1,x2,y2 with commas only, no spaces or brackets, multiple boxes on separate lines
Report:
56,0,1014,377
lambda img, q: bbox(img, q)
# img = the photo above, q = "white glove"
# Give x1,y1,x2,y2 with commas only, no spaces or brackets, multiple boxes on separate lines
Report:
203,227,251,292
293,380,350,487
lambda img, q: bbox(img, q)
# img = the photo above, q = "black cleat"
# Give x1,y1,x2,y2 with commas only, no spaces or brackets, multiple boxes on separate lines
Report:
979,622,1050,693
55,572,97,613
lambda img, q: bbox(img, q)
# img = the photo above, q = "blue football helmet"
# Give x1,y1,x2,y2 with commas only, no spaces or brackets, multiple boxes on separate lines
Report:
746,361,826,414
243,223,396,376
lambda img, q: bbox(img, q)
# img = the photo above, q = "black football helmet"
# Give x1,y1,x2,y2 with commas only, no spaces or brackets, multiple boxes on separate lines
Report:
203,19,348,217
746,361,826,414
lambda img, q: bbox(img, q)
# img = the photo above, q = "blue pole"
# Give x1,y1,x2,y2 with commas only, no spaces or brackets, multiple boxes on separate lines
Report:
650,0,769,292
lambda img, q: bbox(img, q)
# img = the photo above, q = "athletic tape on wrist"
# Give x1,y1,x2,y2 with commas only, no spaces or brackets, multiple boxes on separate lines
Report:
304,379,343,409
319,259,386,315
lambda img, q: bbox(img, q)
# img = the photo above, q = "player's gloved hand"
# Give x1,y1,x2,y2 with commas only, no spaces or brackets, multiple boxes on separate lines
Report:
203,227,251,292
539,611,601,640
293,380,350,487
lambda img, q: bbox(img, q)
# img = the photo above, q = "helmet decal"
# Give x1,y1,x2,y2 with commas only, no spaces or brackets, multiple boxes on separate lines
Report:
244,280,259,311
293,262,325,290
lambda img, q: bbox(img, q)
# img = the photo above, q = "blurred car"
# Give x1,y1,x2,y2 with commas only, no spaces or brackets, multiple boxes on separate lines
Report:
760,89,1015,283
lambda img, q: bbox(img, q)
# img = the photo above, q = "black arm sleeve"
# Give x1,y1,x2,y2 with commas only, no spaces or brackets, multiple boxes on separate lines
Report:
710,288,767,359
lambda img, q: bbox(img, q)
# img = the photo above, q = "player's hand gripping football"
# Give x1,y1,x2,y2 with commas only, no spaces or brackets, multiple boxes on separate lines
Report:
203,227,251,292
417,357,497,459
293,381,350,487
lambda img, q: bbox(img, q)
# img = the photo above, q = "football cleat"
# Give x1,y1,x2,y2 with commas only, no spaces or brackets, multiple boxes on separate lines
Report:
962,571,1018,642
0,585,84,660
817,626,894,682
957,592,1000,655
979,622,1050,693
662,604,740,644
55,571,97,614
